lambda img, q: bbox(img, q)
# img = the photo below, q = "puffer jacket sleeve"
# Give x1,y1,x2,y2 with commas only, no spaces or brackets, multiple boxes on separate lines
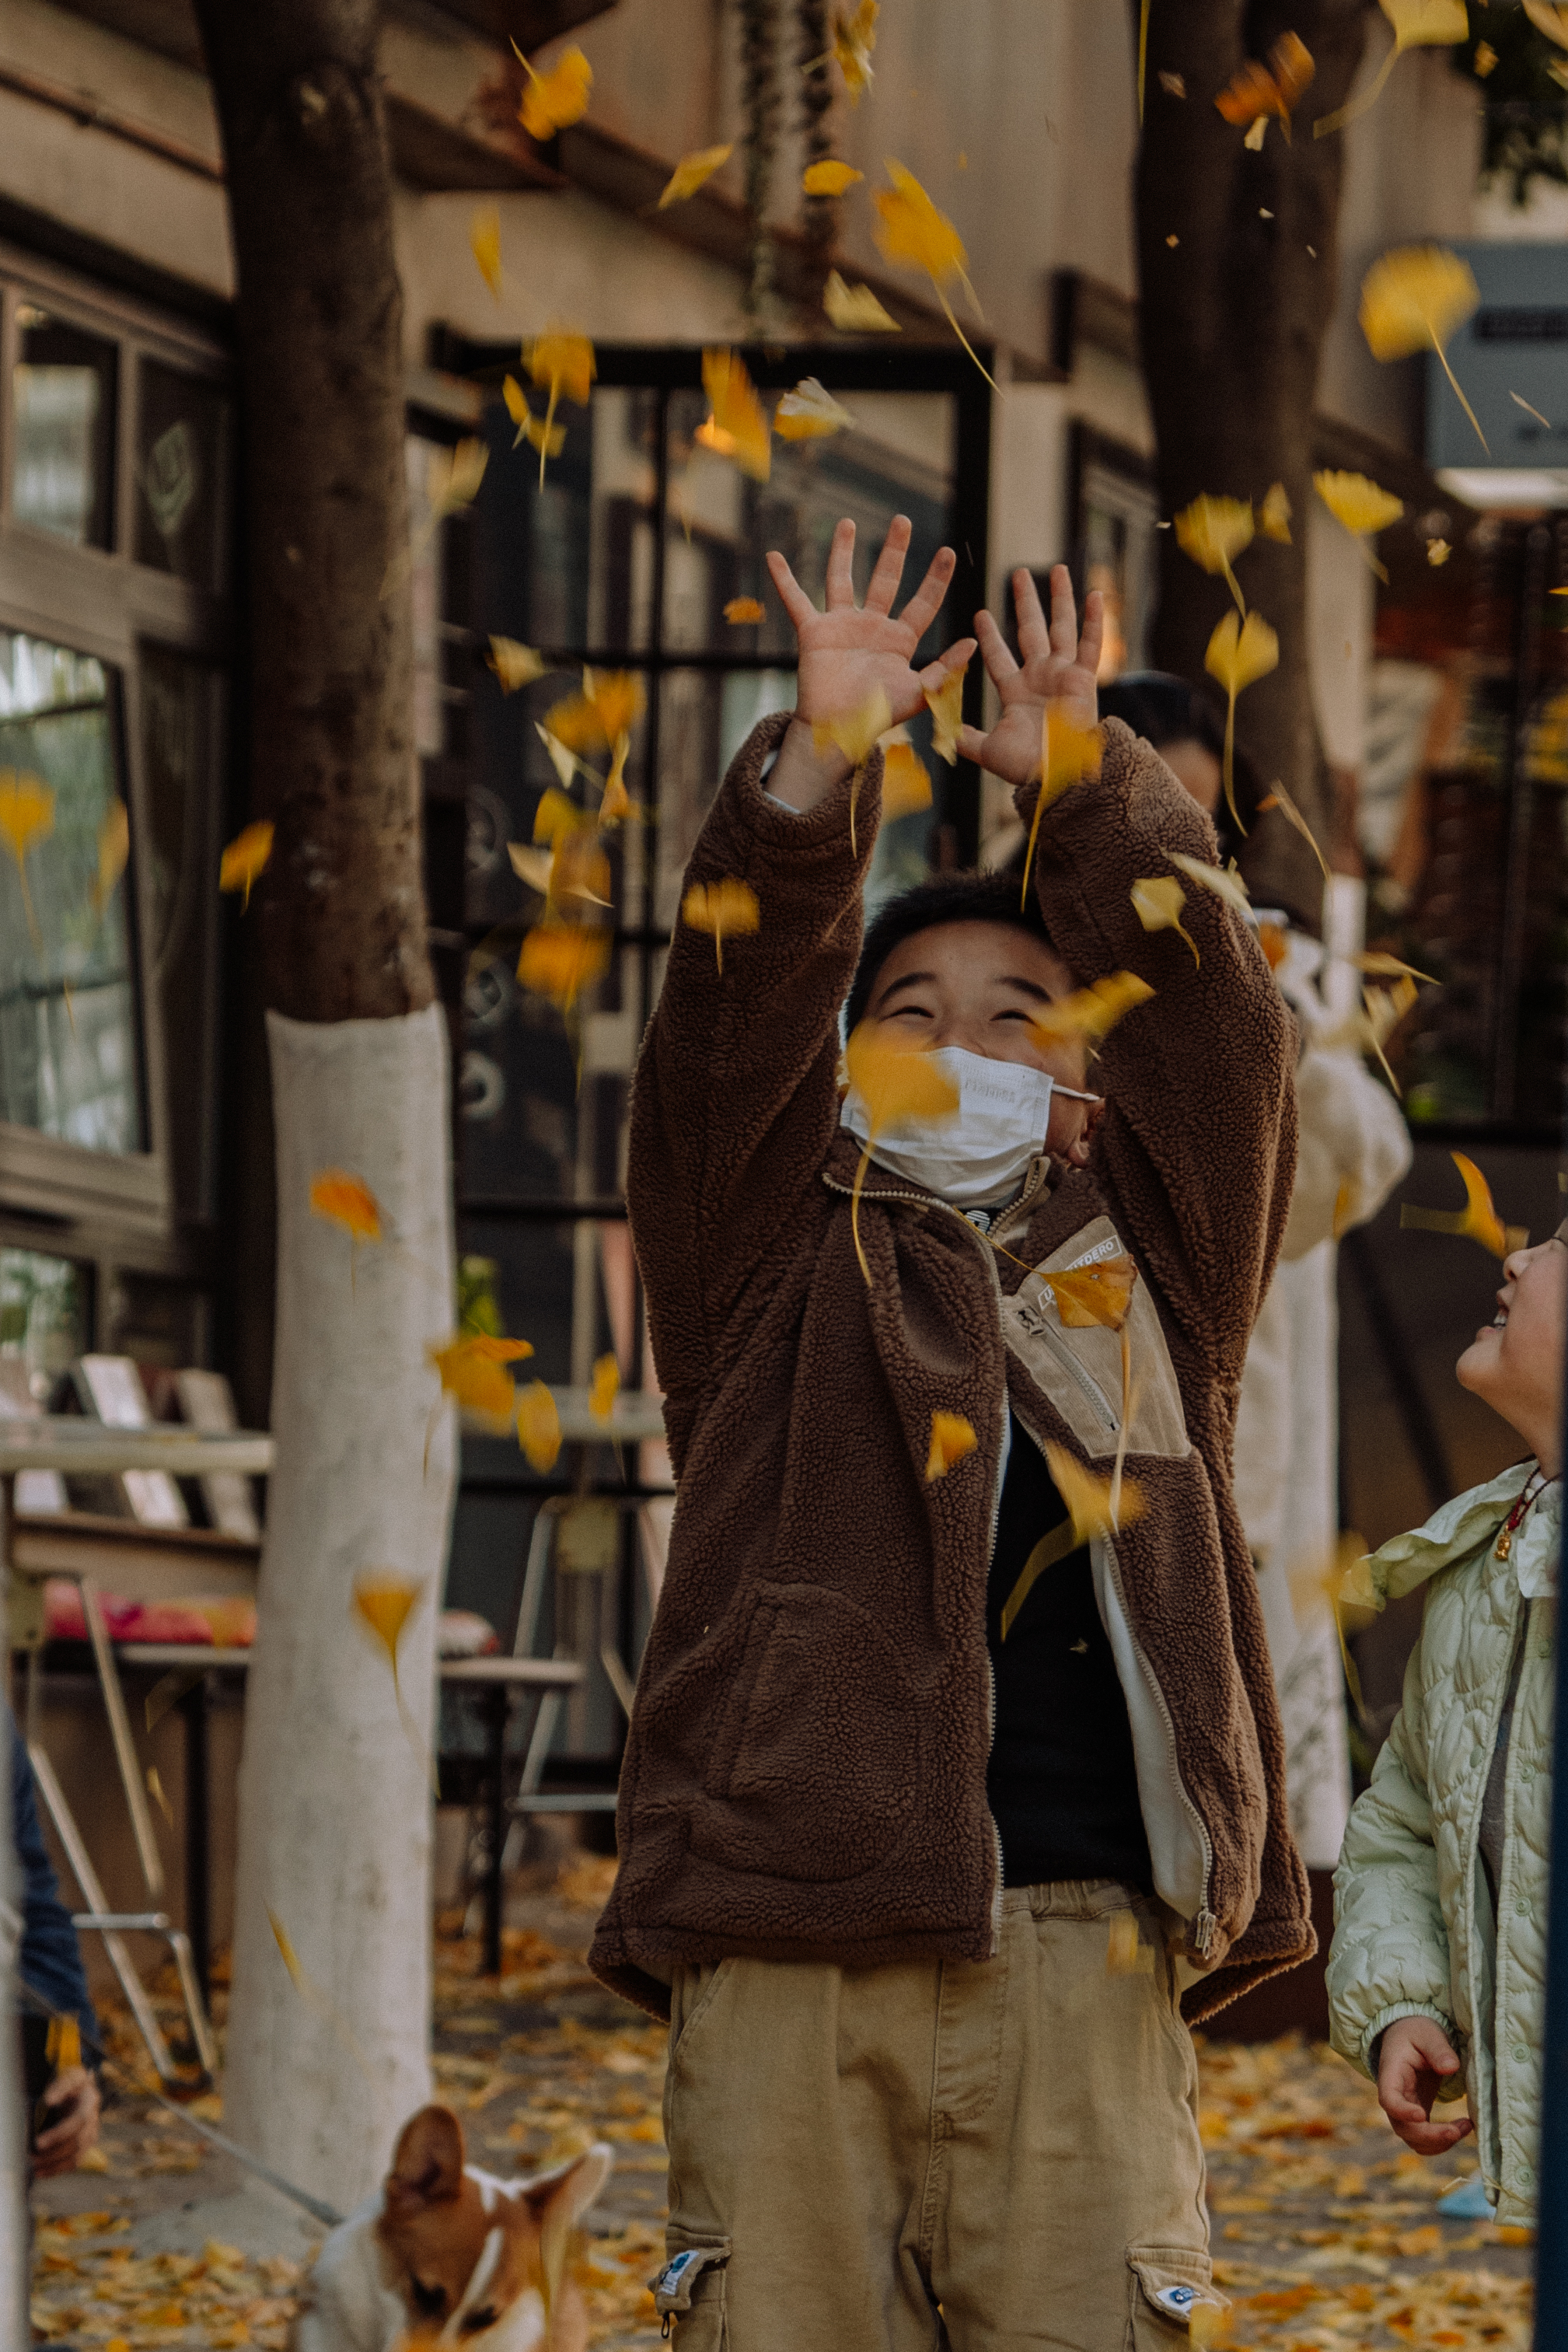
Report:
1329,1643,1456,2078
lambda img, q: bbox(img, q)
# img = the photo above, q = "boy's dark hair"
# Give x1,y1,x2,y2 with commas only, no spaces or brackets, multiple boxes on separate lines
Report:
1097,671,1262,872
846,871,1053,1036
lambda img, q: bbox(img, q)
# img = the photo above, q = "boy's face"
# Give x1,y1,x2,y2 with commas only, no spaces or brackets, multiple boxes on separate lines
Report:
1455,1235,1566,1456
866,920,1101,1169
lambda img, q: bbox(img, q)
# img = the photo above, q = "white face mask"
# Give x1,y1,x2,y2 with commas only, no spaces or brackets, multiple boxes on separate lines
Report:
840,1044,1099,1209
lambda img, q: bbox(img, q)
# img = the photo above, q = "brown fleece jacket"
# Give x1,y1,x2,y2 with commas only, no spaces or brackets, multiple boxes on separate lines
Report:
589,711,1311,2025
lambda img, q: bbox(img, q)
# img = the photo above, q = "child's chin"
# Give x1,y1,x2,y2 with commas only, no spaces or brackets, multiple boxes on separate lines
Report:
1455,1330,1497,1390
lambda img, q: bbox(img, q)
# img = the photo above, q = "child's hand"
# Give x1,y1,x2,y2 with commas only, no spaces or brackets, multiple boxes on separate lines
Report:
32,2064,100,2178
957,564,1105,790
765,516,975,813
1376,2016,1472,2155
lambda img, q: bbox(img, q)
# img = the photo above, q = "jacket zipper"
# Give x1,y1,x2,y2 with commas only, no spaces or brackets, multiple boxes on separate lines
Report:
1029,1311,1119,1433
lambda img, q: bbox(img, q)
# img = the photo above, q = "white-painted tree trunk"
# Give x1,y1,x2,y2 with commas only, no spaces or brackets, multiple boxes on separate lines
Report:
225,1005,456,2210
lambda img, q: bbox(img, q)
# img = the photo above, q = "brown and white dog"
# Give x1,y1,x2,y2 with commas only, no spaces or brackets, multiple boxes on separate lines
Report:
292,2104,612,2352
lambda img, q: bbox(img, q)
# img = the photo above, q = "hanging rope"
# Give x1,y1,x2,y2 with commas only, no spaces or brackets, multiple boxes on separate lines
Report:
739,0,781,321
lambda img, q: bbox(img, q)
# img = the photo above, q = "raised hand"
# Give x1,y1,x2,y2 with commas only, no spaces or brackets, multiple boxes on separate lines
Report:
957,564,1105,790
766,515,975,813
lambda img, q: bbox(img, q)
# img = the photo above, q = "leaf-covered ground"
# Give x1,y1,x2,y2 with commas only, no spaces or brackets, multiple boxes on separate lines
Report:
30,1861,1533,2349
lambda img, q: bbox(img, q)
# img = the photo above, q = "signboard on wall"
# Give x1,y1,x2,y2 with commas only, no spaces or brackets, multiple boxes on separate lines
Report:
1427,241,1568,484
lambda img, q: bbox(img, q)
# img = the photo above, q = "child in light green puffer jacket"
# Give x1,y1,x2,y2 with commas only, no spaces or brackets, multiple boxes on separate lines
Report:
1328,1225,1563,2228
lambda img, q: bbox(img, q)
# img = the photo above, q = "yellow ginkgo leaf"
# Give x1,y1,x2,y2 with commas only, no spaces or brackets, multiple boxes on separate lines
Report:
1256,481,1293,544
1525,0,1568,47
843,1023,959,1283
1257,781,1331,882
681,878,760,974
823,271,901,332
1314,470,1405,582
774,378,857,440
874,159,993,386
1359,245,1485,451
514,40,593,141
431,438,488,517
309,1169,382,1246
516,1379,563,1471
1169,850,1252,915
521,327,596,485
1028,971,1154,1052
508,842,554,896
881,733,933,820
1215,30,1315,140
428,1333,533,1423
701,348,771,481
91,796,130,918
488,635,549,693
470,206,502,298
832,0,879,100
1106,1908,1156,1974
1258,918,1289,971
1046,1438,1145,1543
1047,1255,1137,1330
353,1573,424,1683
1427,536,1451,565
814,686,893,851
803,159,864,195
1315,0,1467,137
1205,609,1279,832
533,783,592,848
600,731,641,825
1400,1150,1525,1260
504,376,567,460
547,669,645,753
518,921,610,1009
0,769,56,949
658,143,733,208
925,667,965,766
1174,495,1255,616
1357,949,1437,984
725,596,767,625
588,1352,620,1421
1131,875,1200,970
925,1410,977,1482
1018,704,1103,907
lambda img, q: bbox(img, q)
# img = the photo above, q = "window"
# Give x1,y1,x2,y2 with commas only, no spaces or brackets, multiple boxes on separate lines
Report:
417,337,990,1757
0,249,232,1358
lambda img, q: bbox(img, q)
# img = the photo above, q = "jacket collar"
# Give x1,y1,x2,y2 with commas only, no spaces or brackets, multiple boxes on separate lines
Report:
1345,1459,1544,1610
820,1127,1058,1228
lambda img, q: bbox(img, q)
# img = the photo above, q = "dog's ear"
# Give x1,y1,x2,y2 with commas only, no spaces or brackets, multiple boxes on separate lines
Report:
525,2143,613,2320
385,2105,466,2211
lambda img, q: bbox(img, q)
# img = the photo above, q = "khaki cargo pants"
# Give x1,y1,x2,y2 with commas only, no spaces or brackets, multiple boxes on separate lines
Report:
654,1882,1217,2352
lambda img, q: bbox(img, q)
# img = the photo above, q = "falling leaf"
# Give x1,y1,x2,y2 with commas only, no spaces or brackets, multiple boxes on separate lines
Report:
823,271,901,330
518,922,610,1008
428,1333,534,1421
1107,1908,1156,1973
1132,875,1200,970
924,667,966,765
1314,469,1405,581
1215,31,1315,142
1047,1438,1145,1542
774,377,857,440
1169,850,1252,915
843,1023,959,1281
724,596,766,624
352,1573,424,1693
504,376,567,460
1028,970,1154,1052
431,437,489,516
1257,780,1330,882
533,782,595,847
658,142,733,207
90,797,130,917
874,159,994,386
0,770,51,952
218,818,273,910
1427,536,1451,565
521,327,596,484
1017,704,1104,906
1475,38,1499,72
1258,918,1288,970
517,1379,563,1470
508,842,555,896
1357,949,1437,982
45,2014,82,2076
1205,609,1279,830
145,1766,173,1829
1315,0,1468,137
1255,481,1293,544
803,159,864,194
1513,390,1552,429
813,685,893,851
881,732,933,820
600,732,641,824
470,206,502,297
309,1170,382,1246
1048,1255,1137,1330
1174,495,1255,616
1526,0,1568,44
513,40,593,141
925,1410,977,1481
1399,1150,1525,1259
1158,70,1186,97
700,348,771,481
831,0,879,99
681,877,760,973
488,635,549,692
1359,245,1485,451
589,1353,620,1421
547,668,645,753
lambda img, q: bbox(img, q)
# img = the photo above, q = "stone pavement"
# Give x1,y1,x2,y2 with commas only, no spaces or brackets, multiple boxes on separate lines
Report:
28,1863,1535,2347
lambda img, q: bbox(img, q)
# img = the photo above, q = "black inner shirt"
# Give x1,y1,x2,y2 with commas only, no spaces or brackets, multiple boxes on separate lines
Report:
986,1410,1152,1891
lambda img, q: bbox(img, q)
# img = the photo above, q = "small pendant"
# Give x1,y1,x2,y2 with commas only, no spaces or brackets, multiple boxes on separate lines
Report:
1495,1527,1513,1561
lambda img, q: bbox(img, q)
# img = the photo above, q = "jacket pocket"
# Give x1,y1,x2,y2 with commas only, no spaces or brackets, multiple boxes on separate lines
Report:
1125,2249,1226,2347
693,1583,919,1882
651,2239,730,2349
1002,1215,1189,1463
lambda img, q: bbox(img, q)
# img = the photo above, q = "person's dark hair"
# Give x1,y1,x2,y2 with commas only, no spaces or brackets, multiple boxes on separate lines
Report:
846,871,1053,1036
1097,669,1262,867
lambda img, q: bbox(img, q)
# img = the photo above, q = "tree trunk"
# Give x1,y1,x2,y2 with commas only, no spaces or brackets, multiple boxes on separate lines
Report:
191,0,456,2206
1134,0,1371,920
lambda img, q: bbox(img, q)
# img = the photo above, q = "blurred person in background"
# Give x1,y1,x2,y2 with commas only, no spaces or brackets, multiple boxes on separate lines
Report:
6,1710,102,2178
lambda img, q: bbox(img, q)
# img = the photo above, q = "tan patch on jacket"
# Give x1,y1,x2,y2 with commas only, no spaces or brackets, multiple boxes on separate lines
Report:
1001,1216,1189,1461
